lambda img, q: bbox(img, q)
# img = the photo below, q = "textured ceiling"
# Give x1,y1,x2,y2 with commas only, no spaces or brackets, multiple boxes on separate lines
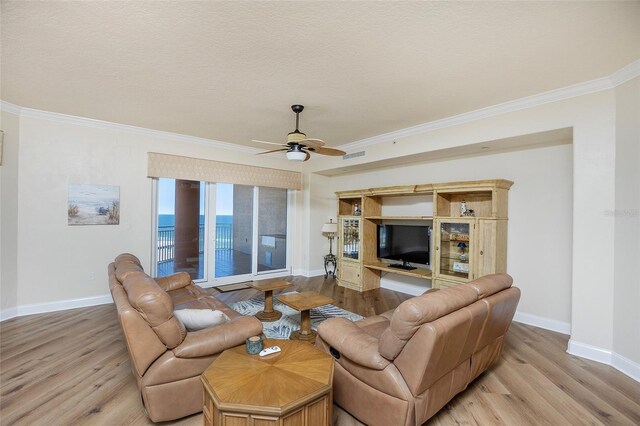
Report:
2,1,639,149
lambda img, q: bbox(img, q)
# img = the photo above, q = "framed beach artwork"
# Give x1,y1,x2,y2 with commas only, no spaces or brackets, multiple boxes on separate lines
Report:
68,184,120,225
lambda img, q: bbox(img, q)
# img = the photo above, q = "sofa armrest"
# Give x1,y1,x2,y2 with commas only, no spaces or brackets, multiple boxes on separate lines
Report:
155,272,192,292
172,316,262,358
317,318,390,370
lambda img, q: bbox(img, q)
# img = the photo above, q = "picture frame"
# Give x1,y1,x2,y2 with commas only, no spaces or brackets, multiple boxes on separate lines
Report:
68,184,120,225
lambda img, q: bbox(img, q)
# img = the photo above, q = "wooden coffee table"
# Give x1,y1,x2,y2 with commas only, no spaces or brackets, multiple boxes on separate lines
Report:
249,279,292,321
201,338,334,426
277,291,334,342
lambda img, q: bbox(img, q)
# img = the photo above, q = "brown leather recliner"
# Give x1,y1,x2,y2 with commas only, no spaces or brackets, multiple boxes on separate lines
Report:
315,273,520,426
108,253,262,422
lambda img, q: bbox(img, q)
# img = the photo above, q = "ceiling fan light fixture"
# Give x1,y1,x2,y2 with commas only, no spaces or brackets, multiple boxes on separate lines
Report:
286,150,307,161
287,131,306,144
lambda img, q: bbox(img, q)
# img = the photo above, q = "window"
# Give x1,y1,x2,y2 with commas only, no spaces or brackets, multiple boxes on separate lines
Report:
154,179,290,284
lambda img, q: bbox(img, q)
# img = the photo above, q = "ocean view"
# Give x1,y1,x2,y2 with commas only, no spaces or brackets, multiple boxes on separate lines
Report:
158,214,232,227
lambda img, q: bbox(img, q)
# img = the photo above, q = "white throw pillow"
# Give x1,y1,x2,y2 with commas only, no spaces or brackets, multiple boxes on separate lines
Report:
173,309,230,331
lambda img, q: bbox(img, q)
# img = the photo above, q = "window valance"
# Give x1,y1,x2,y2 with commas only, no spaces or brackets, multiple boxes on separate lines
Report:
147,152,302,190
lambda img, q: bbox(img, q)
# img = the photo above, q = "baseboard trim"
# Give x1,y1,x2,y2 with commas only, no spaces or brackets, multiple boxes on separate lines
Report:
611,352,640,383
0,307,18,322
14,294,113,318
515,318,640,383
292,269,326,278
380,281,427,296
567,339,613,365
513,311,571,335
568,340,640,383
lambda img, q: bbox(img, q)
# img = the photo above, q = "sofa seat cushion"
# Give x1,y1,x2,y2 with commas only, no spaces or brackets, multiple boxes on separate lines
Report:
166,284,212,305
356,315,391,339
174,309,230,331
167,286,204,305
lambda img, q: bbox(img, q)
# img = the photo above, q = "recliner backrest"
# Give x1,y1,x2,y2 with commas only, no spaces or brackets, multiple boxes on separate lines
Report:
393,298,489,396
378,285,478,360
388,274,517,396
114,253,145,283
111,283,168,377
123,273,186,349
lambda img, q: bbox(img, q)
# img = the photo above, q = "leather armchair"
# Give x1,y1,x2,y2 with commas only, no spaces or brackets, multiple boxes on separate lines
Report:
108,253,262,422
315,274,520,426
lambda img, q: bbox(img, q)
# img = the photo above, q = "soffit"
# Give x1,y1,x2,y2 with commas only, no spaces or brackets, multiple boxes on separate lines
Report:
1,2,638,149
316,128,574,176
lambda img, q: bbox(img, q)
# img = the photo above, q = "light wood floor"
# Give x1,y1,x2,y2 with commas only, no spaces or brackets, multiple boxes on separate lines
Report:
1,276,639,425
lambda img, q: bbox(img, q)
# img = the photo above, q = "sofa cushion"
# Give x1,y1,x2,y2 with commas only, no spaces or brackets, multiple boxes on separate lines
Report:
174,309,230,331
115,252,142,267
115,262,145,283
355,315,391,339
124,274,186,349
465,273,513,299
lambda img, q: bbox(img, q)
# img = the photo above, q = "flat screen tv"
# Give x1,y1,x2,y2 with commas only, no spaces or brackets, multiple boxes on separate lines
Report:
377,224,430,266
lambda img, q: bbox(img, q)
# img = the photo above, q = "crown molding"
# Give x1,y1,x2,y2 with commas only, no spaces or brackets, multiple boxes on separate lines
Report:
609,58,640,87
0,101,260,154
3,59,639,155
0,100,22,115
339,59,640,151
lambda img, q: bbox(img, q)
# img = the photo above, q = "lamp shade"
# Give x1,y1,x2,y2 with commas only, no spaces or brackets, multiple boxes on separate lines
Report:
286,151,307,161
321,222,338,234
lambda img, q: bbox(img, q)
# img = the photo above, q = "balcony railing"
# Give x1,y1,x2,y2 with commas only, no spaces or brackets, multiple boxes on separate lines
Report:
157,223,232,264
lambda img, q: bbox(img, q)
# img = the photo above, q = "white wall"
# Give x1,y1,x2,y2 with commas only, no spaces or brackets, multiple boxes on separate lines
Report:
293,172,336,276
306,87,622,368
10,110,299,308
0,110,20,318
613,77,640,367
329,143,573,326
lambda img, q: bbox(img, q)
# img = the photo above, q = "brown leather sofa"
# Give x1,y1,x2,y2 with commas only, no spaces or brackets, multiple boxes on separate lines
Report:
315,273,520,426
108,253,262,422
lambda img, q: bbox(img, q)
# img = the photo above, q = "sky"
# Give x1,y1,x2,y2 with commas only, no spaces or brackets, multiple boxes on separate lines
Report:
157,179,233,215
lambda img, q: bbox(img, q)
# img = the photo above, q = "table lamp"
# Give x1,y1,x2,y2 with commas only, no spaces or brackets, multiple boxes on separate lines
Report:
321,219,338,278
321,219,338,255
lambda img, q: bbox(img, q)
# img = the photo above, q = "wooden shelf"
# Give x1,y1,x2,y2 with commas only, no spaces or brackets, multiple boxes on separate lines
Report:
364,261,432,280
364,216,432,221
336,179,511,291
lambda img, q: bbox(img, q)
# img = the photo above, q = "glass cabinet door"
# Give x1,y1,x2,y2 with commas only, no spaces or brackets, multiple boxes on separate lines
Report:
340,217,361,261
436,218,475,281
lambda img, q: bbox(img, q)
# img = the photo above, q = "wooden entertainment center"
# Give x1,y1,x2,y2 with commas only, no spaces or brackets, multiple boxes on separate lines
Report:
335,179,513,291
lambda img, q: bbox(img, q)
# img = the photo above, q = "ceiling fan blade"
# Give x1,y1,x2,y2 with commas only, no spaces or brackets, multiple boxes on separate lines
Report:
300,138,325,149
252,139,287,147
256,148,288,155
314,146,346,156
303,138,325,144
303,151,311,162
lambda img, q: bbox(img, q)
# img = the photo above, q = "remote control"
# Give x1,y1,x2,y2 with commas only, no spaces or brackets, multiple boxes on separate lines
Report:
259,346,281,356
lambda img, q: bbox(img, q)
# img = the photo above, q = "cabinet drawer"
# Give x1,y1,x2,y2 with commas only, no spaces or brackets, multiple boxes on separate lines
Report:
339,262,361,284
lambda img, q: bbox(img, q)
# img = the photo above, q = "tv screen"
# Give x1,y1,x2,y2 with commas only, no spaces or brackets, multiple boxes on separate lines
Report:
377,224,430,266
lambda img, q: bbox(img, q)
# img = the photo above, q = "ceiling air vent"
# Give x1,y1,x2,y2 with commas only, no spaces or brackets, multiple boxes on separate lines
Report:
343,151,365,160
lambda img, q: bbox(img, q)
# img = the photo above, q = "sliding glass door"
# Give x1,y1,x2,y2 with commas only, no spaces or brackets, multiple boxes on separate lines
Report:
214,183,253,279
156,178,205,280
155,180,289,285
257,187,288,272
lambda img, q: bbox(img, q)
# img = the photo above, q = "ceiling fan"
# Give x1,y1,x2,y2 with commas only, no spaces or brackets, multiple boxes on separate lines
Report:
253,105,346,161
